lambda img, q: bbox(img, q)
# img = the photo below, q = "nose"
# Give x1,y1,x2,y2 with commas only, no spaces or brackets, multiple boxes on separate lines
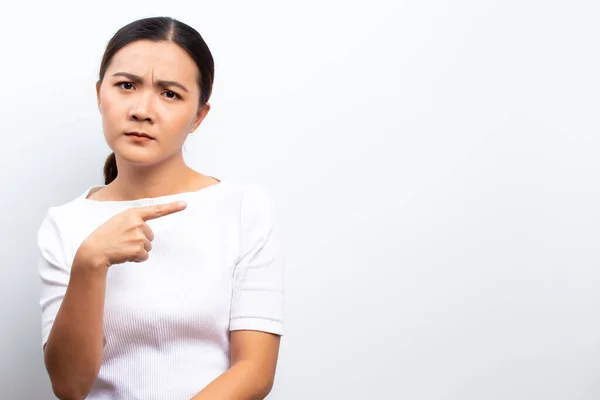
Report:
128,91,154,122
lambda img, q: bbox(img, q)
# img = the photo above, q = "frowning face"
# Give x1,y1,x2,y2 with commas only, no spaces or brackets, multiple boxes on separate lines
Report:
96,39,209,166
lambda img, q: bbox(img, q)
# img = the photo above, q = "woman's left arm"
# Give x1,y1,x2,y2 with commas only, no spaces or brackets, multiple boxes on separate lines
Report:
190,330,281,400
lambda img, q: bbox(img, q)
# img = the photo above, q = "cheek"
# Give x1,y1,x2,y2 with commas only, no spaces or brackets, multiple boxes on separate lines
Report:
176,112,194,130
165,108,195,132
100,105,123,146
99,97,123,132
100,96,118,119
182,106,201,128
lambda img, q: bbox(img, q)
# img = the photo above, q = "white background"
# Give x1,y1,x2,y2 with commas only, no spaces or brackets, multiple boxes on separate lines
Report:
1,0,599,398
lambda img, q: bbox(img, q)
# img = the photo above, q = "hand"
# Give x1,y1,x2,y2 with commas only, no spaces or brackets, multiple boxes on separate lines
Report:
74,201,187,269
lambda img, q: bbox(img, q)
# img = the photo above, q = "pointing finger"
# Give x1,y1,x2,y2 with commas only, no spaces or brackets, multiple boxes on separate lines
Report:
136,201,187,221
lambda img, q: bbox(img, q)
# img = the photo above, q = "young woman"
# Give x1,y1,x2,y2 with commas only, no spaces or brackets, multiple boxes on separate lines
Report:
37,16,284,400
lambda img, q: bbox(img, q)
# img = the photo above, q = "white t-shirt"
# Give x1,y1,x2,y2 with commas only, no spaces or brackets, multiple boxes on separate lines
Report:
37,180,284,399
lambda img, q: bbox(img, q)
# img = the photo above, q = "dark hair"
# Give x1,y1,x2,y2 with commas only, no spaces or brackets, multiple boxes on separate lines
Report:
98,16,215,185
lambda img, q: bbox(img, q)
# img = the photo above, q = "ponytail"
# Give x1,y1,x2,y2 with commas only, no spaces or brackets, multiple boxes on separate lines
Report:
103,152,118,185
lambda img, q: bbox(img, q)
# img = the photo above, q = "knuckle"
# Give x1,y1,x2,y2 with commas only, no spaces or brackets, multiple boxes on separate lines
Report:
145,224,154,238
133,249,148,262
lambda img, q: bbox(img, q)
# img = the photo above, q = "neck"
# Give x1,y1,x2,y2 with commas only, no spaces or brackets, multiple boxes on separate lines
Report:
110,152,199,200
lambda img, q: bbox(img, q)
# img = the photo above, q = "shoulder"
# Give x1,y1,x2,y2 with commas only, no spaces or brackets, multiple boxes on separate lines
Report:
221,180,278,231
218,179,276,209
36,188,94,243
235,181,276,215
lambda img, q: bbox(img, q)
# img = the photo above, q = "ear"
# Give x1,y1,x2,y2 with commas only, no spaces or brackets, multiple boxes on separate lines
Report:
189,102,211,134
96,80,103,114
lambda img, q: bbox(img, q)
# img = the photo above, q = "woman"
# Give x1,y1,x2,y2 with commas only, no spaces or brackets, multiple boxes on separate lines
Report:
37,16,284,400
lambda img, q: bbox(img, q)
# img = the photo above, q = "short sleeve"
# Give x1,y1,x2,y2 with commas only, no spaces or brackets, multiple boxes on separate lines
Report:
230,184,284,335
37,209,70,348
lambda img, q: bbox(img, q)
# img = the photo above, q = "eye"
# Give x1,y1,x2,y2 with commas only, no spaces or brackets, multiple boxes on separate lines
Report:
116,81,134,90
114,81,180,99
163,90,181,100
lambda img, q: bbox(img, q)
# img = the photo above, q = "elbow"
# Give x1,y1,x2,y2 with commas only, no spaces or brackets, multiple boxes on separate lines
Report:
261,385,274,399
50,381,88,400
44,349,96,400
51,388,83,400
48,369,96,400
235,359,275,399
251,361,277,399
255,375,275,399
47,371,93,400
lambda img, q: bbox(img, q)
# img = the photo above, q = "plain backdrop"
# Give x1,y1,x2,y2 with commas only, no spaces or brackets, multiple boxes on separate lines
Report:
1,0,599,398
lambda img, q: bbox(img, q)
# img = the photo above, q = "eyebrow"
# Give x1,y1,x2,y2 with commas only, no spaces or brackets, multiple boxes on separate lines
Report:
111,72,189,93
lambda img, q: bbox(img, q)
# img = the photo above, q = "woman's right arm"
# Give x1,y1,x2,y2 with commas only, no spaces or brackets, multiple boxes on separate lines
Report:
43,245,109,400
39,200,187,399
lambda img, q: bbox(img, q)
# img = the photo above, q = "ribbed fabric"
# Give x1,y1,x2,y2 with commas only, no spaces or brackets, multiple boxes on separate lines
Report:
37,180,284,399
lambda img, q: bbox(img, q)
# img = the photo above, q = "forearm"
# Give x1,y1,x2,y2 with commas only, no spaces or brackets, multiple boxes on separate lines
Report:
44,258,108,400
190,360,273,400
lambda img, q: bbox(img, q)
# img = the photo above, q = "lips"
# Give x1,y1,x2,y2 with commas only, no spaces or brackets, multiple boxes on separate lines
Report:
125,132,154,139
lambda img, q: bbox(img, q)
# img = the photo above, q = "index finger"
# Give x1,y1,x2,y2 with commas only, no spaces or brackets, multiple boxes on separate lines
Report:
136,201,187,221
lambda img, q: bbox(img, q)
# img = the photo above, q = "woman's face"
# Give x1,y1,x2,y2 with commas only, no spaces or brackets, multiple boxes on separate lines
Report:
96,40,209,166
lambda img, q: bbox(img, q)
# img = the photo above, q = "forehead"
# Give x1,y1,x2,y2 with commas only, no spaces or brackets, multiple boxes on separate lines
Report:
107,40,198,84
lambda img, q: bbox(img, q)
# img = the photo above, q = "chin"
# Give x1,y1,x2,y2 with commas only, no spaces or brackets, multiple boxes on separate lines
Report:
114,147,160,166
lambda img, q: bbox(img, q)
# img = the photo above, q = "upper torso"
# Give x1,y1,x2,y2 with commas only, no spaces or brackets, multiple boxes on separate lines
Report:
37,179,283,399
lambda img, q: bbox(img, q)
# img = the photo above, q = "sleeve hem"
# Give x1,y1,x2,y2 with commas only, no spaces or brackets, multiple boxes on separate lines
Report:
42,327,51,349
229,317,284,336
